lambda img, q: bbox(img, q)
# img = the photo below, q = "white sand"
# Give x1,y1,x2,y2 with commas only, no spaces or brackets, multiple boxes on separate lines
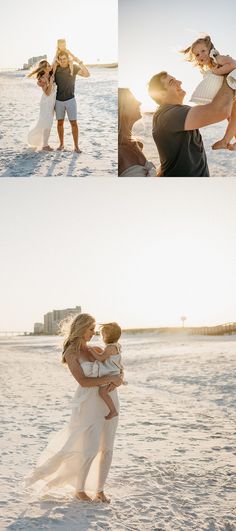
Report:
133,113,236,177
0,68,117,177
1,333,235,530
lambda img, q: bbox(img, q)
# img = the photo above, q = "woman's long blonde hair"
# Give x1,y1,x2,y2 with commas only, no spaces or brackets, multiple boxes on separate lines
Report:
118,88,134,145
60,313,95,364
27,60,51,78
180,35,216,70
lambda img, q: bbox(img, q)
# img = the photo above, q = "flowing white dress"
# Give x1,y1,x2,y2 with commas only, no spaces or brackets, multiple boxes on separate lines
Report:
28,84,56,148
24,361,119,496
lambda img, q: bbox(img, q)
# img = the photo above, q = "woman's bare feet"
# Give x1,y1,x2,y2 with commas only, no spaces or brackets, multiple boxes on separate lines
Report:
75,491,92,501
94,491,110,503
105,410,118,420
57,145,64,151
212,139,229,150
74,147,82,154
228,142,236,151
42,145,53,151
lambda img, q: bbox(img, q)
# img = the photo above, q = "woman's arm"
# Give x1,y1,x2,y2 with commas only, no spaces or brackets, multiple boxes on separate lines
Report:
65,352,122,387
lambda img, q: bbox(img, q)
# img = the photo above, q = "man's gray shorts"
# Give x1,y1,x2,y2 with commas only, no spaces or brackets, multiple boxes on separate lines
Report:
55,97,77,121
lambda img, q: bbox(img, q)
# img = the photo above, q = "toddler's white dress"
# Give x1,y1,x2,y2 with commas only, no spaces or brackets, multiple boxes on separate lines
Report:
28,84,56,148
190,49,236,104
24,359,119,496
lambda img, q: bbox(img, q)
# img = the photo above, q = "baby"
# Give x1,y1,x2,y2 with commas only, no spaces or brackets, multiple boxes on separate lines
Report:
181,35,236,150
90,322,124,420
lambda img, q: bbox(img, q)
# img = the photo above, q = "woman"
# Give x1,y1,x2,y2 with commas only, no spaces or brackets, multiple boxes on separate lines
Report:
118,88,157,177
24,313,123,502
27,61,57,151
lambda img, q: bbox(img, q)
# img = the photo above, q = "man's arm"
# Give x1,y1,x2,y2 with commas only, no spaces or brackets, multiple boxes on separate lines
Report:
77,62,90,78
185,78,234,131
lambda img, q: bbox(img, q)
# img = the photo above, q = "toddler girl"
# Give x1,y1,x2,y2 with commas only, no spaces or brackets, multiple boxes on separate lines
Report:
90,322,124,420
55,39,82,75
181,35,236,150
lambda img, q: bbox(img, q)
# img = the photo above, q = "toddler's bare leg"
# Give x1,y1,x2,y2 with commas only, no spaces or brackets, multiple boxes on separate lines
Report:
212,101,236,150
99,386,118,420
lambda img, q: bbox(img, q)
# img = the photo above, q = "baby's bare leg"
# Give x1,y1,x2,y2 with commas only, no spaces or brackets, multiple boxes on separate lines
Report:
99,386,118,420
69,59,73,76
212,101,236,150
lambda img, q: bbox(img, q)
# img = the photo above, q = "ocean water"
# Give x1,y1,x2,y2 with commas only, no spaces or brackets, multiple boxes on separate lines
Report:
0,333,235,529
0,67,117,177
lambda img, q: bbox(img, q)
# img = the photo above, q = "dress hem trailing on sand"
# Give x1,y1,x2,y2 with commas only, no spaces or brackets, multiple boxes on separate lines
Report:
24,361,119,497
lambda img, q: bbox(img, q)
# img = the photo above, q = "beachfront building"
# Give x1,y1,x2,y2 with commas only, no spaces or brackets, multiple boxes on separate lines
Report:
43,306,81,335
23,55,47,70
34,322,44,335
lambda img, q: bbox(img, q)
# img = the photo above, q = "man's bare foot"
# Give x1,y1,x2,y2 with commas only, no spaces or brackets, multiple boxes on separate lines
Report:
75,491,92,502
74,147,82,154
228,142,236,151
57,145,64,151
105,410,118,420
94,491,110,503
42,145,54,151
212,139,229,150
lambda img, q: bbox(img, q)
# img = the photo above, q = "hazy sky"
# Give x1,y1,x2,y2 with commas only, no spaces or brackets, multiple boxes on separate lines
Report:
0,179,236,331
119,0,236,110
0,0,117,68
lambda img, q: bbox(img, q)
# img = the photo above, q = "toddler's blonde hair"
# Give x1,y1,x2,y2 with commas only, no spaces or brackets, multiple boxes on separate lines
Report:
100,322,121,344
180,35,216,70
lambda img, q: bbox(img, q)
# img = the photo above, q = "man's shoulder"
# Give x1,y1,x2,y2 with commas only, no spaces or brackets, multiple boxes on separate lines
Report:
153,104,191,130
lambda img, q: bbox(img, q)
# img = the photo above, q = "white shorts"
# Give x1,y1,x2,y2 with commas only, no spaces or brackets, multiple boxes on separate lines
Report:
55,97,77,121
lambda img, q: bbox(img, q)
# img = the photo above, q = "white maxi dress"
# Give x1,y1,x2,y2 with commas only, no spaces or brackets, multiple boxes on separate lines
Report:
24,360,119,496
28,84,56,148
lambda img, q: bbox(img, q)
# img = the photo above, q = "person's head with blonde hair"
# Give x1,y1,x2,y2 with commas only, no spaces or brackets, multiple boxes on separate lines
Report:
100,322,121,345
27,60,51,78
180,35,217,70
118,88,142,145
61,313,96,363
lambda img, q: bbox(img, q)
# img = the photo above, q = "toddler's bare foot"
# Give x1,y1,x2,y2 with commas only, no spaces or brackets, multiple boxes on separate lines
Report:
94,491,110,503
228,142,236,151
57,145,64,151
212,139,229,150
74,147,82,154
75,491,92,501
105,410,118,420
42,145,53,151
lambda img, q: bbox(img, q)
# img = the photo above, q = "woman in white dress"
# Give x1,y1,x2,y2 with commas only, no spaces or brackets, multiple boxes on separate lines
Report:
24,313,123,503
27,61,57,151
118,88,157,176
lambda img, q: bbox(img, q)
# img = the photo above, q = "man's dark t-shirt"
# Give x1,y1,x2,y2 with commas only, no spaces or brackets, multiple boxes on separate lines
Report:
152,104,209,177
55,64,81,101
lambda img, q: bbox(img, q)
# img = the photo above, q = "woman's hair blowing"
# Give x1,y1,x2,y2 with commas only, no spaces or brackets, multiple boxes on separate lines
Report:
60,313,95,364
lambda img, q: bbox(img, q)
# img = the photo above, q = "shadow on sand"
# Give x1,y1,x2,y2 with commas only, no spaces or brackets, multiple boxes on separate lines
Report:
0,149,84,177
7,497,111,530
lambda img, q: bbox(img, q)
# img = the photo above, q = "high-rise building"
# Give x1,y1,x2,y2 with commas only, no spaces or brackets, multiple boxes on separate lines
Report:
43,306,81,335
23,55,47,70
34,322,44,334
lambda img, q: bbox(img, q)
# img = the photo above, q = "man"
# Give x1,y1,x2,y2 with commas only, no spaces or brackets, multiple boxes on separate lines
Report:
148,72,234,176
55,51,90,153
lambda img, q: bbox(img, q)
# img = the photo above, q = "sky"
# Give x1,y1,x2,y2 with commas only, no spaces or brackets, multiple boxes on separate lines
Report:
0,0,117,69
119,0,236,110
0,179,236,331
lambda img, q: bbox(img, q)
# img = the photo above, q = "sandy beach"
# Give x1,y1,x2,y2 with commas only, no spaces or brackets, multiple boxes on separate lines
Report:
0,68,117,177
1,333,235,530
133,114,236,177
